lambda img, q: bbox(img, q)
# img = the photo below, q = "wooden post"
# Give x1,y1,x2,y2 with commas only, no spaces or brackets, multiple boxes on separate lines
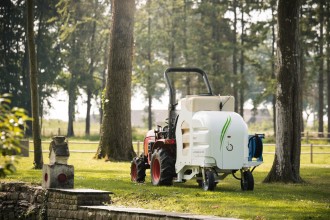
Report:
306,131,309,144
58,128,61,136
310,144,313,163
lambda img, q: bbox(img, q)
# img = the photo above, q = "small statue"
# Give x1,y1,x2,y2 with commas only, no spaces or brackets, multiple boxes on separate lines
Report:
49,136,70,165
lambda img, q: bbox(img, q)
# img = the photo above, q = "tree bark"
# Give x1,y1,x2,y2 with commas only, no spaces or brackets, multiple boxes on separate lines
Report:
326,1,330,138
232,0,238,113
239,1,245,117
264,0,303,183
271,0,276,136
147,0,152,130
99,0,135,161
67,74,76,137
27,0,43,169
85,90,91,136
85,0,98,136
318,1,324,137
299,5,305,135
67,34,78,137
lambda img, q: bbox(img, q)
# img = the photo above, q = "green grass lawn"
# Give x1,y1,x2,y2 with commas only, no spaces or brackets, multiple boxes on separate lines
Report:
3,144,330,220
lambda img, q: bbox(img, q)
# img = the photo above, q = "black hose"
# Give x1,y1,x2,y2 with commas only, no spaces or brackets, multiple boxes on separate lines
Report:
232,170,241,180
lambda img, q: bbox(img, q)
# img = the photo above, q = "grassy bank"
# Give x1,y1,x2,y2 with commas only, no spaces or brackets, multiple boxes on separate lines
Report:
3,145,330,219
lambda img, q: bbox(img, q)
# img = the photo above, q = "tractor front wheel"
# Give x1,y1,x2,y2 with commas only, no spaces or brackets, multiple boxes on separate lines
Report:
150,148,175,186
241,170,254,191
202,170,216,191
130,157,146,183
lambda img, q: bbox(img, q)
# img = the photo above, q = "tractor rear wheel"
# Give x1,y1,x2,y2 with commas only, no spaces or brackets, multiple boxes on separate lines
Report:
150,148,175,186
202,170,216,191
130,157,146,183
241,170,254,191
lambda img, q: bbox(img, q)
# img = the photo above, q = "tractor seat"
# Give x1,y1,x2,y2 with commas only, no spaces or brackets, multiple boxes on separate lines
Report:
181,95,235,112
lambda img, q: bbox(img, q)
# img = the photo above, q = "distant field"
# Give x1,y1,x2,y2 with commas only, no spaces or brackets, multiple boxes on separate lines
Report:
41,119,101,138
41,119,147,141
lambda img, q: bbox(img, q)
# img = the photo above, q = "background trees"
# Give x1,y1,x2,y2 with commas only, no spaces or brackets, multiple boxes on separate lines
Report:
0,0,329,159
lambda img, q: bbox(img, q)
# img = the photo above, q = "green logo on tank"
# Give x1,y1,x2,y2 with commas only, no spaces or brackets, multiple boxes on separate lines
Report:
220,116,231,149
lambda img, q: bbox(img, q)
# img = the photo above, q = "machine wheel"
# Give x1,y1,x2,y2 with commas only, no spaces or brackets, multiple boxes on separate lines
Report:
197,179,203,188
202,170,216,191
150,148,175,186
241,170,254,191
130,157,146,183
196,173,203,187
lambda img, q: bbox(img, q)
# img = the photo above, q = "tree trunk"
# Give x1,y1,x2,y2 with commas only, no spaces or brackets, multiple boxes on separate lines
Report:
23,47,33,137
264,0,303,183
147,0,152,130
239,1,245,117
67,34,79,137
67,75,76,137
211,1,219,76
99,40,109,126
232,0,238,113
326,1,330,138
169,1,177,67
147,94,152,130
27,0,43,169
318,1,324,137
85,0,98,136
85,90,92,136
271,1,276,136
299,5,307,135
99,0,135,161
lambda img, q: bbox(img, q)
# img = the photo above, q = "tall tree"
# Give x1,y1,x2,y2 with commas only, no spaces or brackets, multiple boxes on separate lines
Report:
239,0,245,117
146,0,153,130
264,0,303,183
232,0,239,113
327,1,330,138
83,0,110,136
317,0,324,137
134,0,169,129
99,0,135,160
1,1,61,136
84,1,97,136
27,0,43,169
270,0,277,135
0,1,31,135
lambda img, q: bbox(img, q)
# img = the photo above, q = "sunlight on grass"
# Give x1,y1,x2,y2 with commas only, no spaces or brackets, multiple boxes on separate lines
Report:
3,147,330,219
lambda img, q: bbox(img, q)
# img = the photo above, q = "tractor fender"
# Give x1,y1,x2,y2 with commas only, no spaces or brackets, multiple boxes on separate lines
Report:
152,139,176,157
143,130,155,157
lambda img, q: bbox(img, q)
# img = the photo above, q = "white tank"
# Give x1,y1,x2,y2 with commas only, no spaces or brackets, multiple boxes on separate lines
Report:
190,111,248,170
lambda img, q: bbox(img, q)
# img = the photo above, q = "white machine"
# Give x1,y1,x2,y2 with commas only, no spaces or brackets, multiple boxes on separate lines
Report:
131,68,264,191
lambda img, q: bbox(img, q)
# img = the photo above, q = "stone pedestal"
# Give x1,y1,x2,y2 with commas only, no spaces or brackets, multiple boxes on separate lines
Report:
42,164,74,189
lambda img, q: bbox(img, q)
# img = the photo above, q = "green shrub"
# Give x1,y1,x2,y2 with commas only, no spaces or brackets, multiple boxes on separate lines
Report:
0,94,29,177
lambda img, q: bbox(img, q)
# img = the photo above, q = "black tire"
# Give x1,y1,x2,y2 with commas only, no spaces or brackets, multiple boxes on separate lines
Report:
202,170,216,191
241,170,254,191
196,173,203,187
130,157,146,183
150,148,175,186
197,179,203,188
